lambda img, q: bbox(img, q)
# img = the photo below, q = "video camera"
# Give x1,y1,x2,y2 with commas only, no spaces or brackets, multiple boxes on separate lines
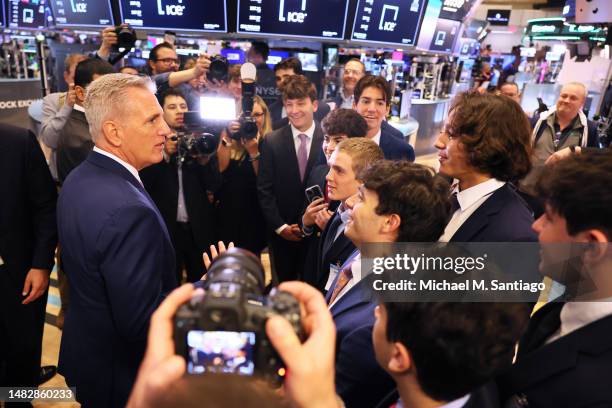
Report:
114,25,137,49
231,63,259,141
174,248,303,385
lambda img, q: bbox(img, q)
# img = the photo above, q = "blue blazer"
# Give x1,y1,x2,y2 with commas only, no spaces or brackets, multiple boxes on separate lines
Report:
57,151,177,408
381,120,405,140
328,253,395,408
380,127,415,162
449,184,537,242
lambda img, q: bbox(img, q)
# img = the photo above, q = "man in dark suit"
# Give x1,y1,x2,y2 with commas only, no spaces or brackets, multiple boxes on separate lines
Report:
141,89,221,283
435,91,536,243
258,75,326,283
326,160,451,407
57,73,177,407
269,58,331,130
302,138,383,293
353,75,414,161
497,150,612,407
0,124,57,402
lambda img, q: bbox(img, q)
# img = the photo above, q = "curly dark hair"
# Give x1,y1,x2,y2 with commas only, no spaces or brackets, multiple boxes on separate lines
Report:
535,149,612,239
359,161,451,242
322,108,368,138
384,302,529,401
281,75,317,102
274,57,303,75
446,91,532,182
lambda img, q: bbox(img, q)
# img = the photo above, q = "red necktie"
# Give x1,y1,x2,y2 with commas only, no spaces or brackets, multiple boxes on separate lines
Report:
328,262,353,305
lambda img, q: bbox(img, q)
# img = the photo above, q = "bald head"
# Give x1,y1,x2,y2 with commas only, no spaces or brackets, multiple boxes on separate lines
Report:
556,82,587,120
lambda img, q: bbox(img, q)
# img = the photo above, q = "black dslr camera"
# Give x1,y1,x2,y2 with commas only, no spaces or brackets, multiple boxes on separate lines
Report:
231,64,259,141
174,112,221,164
174,248,303,385
114,25,137,49
207,55,229,83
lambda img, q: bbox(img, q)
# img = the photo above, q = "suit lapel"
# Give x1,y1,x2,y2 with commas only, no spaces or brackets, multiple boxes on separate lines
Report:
450,184,508,242
278,126,303,185
305,124,324,182
330,278,373,318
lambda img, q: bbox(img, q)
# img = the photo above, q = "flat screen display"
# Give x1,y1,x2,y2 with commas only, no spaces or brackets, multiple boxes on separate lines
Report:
438,0,475,21
221,48,245,64
266,50,290,69
351,0,429,46
296,52,318,72
0,0,5,27
486,9,510,26
429,18,460,53
53,0,113,27
118,0,227,32
7,0,49,30
237,0,349,40
186,331,256,376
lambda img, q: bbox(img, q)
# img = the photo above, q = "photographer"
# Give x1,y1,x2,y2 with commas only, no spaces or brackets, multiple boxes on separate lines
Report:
141,89,221,283
215,94,272,255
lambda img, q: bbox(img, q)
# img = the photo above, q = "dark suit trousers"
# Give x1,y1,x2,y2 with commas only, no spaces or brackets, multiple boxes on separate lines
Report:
268,234,308,283
0,271,48,393
174,222,206,283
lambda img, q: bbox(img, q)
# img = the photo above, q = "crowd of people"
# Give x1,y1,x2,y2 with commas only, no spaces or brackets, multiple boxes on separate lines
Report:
1,27,612,408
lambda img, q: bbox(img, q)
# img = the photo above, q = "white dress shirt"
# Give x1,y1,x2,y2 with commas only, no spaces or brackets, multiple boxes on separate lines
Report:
93,146,143,186
396,394,470,408
546,300,612,344
329,251,361,309
371,129,382,146
439,179,506,242
275,121,316,235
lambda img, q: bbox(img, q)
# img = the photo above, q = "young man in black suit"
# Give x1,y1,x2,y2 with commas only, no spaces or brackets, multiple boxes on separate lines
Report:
257,75,326,283
497,150,612,407
0,124,57,399
353,75,415,160
140,88,221,283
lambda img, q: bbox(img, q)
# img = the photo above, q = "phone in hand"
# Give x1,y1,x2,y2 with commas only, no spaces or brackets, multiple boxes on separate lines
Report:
305,185,324,204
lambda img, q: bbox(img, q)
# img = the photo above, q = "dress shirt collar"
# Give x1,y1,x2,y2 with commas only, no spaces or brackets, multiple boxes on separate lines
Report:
290,121,316,140
340,88,354,108
93,146,143,186
558,300,612,338
452,178,505,212
73,103,85,113
372,129,382,146
351,251,362,283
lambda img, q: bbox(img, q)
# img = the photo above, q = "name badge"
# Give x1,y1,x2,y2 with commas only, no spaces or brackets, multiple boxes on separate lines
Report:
325,264,341,291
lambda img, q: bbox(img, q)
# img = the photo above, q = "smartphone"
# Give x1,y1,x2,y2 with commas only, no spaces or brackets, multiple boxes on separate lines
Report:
305,185,324,204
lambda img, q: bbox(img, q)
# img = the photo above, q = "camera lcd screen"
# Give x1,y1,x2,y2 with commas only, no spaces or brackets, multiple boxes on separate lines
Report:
186,331,256,376
200,97,236,121
52,0,113,27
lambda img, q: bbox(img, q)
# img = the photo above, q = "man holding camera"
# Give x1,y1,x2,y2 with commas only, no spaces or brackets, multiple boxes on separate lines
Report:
141,88,221,284
57,74,177,407
258,75,326,283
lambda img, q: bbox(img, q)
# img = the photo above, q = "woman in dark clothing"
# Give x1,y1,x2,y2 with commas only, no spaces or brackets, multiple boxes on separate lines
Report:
215,95,272,255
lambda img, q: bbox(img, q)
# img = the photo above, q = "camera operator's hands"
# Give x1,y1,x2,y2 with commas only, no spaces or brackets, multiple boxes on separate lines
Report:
280,225,303,242
227,120,241,135
66,83,76,108
203,241,235,271
126,284,200,408
242,138,259,157
314,209,333,231
302,198,328,228
97,26,121,59
266,282,340,408
193,54,211,77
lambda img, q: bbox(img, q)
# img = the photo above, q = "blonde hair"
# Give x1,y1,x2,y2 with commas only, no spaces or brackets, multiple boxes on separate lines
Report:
230,95,272,161
85,73,156,142
336,137,384,176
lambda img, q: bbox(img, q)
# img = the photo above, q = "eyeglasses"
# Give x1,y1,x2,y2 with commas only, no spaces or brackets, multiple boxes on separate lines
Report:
252,112,265,118
157,58,179,65
344,69,364,76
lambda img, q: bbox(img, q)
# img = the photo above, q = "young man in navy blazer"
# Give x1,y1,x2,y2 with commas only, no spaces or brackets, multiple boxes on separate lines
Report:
327,160,450,407
352,75,415,161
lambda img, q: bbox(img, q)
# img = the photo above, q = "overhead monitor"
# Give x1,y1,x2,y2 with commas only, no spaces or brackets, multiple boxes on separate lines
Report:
221,48,246,64
486,9,510,26
53,0,113,27
429,18,460,53
266,50,290,69
237,0,349,40
438,0,476,21
562,0,575,18
118,0,227,32
7,0,50,30
351,0,429,46
462,19,487,40
0,0,4,27
295,52,319,72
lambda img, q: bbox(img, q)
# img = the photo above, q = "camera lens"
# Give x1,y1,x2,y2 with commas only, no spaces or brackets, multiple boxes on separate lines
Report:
207,56,229,83
205,248,266,295
189,132,219,157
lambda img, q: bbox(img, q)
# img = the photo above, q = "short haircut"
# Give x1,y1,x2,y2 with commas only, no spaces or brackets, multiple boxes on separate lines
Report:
160,87,186,107
535,150,612,239
354,75,392,106
85,73,156,142
322,108,368,138
149,42,175,61
359,161,451,242
119,65,139,74
499,81,519,94
228,64,242,82
250,41,270,60
64,53,87,73
345,58,366,73
281,75,317,102
74,58,115,89
561,81,588,101
446,91,532,182
274,57,303,75
336,138,384,176
384,302,529,401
